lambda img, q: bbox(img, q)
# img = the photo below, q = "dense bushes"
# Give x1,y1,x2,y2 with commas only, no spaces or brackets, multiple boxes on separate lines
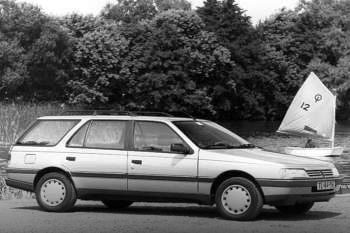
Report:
258,0,350,120
2,0,350,120
0,0,72,101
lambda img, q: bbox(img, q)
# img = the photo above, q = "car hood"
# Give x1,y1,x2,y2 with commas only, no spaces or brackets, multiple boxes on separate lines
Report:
201,148,333,168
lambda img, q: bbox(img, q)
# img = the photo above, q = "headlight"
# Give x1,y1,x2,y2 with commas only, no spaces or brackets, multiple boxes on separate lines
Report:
332,167,340,177
281,168,309,179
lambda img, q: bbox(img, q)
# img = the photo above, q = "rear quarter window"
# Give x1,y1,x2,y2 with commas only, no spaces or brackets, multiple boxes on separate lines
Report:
17,120,79,146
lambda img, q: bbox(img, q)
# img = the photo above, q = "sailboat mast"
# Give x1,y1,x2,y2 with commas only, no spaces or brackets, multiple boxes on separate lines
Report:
331,94,336,148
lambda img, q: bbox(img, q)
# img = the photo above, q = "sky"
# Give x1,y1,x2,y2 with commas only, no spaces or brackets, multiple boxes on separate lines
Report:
17,0,301,24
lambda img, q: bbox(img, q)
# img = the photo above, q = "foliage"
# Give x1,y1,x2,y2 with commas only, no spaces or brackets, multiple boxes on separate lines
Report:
155,0,191,11
101,0,157,23
260,0,350,119
197,0,252,63
4,0,350,120
66,10,234,115
61,14,107,38
101,0,192,24
0,0,72,100
118,10,234,115
65,16,129,105
0,38,27,96
197,0,288,119
0,176,34,200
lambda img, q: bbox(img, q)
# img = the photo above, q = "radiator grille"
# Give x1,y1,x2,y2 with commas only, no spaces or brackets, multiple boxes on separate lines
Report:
306,169,333,178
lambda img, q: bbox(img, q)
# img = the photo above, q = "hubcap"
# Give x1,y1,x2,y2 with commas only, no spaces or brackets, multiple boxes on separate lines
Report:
40,179,66,207
221,185,251,215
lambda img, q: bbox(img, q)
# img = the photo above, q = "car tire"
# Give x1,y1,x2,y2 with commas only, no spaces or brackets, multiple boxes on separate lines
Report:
215,177,263,221
102,200,133,209
275,202,314,214
35,172,77,212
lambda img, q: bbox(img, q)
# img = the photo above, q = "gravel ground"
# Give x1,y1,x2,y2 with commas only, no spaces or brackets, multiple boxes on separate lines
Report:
0,195,349,233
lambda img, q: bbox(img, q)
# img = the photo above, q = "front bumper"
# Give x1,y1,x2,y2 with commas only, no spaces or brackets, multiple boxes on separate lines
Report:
257,176,343,205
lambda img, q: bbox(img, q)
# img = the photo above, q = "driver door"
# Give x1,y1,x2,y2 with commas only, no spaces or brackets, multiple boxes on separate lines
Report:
127,121,198,194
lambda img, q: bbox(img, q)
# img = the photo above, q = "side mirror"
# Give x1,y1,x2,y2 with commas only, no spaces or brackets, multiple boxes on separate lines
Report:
170,143,191,154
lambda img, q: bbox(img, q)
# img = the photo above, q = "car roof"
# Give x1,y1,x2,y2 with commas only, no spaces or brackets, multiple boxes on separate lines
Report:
38,115,200,122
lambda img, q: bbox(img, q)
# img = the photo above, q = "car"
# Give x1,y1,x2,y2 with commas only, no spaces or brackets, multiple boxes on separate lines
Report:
5,111,343,221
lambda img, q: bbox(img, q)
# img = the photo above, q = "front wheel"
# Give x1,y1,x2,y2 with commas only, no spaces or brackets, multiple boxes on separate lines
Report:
215,177,263,221
275,202,314,214
102,200,133,209
35,172,77,212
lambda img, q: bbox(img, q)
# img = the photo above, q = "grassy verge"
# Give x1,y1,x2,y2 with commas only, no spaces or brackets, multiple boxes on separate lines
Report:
1,160,34,200
0,176,35,200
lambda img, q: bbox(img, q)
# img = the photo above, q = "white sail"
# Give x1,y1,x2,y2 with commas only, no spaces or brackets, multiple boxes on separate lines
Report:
277,72,335,140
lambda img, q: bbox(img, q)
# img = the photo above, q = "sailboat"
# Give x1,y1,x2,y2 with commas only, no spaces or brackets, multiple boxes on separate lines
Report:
277,72,344,158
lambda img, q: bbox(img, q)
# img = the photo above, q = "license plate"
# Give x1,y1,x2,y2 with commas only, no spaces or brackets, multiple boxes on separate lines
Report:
340,183,350,189
317,180,335,191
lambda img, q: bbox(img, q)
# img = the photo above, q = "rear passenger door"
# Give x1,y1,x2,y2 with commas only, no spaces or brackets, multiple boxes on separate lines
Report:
64,120,129,192
127,121,198,194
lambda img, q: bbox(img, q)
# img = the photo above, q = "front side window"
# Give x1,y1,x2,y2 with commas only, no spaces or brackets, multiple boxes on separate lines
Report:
133,121,184,152
17,120,79,146
84,120,126,149
173,121,252,149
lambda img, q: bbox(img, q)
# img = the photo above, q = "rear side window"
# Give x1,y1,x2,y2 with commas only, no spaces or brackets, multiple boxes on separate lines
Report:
17,120,79,146
68,120,126,150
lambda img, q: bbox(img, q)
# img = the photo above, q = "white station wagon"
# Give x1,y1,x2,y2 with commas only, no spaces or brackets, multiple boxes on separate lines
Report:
5,111,343,220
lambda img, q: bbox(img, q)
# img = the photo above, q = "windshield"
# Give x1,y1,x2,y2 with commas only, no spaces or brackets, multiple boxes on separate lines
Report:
173,121,254,149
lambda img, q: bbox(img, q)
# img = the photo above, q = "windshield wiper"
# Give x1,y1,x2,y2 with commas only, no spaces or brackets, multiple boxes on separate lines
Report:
203,142,236,149
236,143,256,149
203,143,256,149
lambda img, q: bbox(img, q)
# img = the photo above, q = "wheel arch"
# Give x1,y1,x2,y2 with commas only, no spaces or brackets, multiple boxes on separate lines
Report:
34,167,75,189
210,170,265,203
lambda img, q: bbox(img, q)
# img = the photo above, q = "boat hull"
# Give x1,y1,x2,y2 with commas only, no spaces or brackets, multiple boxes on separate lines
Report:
283,147,344,158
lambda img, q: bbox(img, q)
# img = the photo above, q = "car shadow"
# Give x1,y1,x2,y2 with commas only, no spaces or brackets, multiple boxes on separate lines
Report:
14,204,342,221
256,208,341,221
14,204,220,219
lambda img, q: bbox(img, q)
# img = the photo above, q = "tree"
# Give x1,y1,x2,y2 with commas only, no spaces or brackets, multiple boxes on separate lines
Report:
101,0,192,24
260,0,350,119
197,0,289,119
61,14,107,38
67,10,234,115
0,38,27,97
155,0,191,11
118,10,234,115
64,16,129,105
101,0,157,24
0,0,72,100
25,21,72,100
197,0,253,66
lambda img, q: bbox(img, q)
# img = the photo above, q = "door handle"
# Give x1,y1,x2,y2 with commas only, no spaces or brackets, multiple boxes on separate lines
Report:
131,160,142,165
66,156,76,161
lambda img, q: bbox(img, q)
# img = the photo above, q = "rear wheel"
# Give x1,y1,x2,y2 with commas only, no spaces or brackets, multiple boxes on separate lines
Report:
275,202,314,214
102,200,133,209
215,177,263,221
35,172,77,212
